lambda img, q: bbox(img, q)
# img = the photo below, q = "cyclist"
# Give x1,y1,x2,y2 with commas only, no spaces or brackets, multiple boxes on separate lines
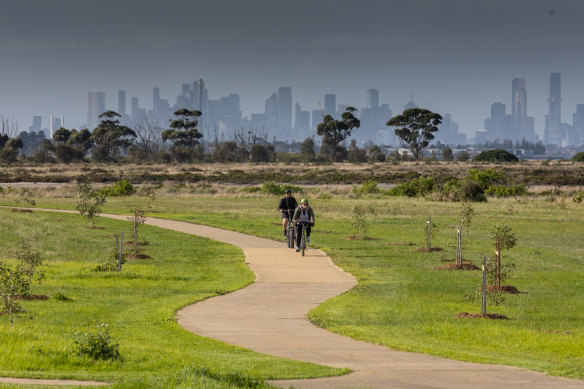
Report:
293,198,315,252
278,188,298,236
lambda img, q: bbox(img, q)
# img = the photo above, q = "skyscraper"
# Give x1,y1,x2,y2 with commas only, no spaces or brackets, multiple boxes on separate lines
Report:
544,73,562,145
265,93,279,134
29,116,42,132
511,78,527,139
278,87,292,132
324,94,336,117
366,88,379,109
87,92,105,130
131,97,139,120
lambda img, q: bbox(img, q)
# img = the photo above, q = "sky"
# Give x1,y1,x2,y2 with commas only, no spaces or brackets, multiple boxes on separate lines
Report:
2,0,584,140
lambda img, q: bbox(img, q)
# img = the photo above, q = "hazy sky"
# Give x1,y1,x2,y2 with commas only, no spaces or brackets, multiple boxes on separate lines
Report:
2,0,584,139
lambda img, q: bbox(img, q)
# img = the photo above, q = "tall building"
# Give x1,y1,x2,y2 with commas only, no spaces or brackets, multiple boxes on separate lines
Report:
509,78,535,141
87,92,105,130
324,94,336,117
29,116,42,132
544,73,562,145
484,102,506,140
366,88,379,109
511,78,527,140
193,79,208,127
573,104,584,129
404,90,418,110
131,97,139,120
118,90,126,116
278,87,292,132
265,93,279,134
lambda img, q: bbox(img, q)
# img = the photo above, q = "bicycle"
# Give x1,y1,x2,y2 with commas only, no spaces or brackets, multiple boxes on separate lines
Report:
284,209,295,249
297,221,311,256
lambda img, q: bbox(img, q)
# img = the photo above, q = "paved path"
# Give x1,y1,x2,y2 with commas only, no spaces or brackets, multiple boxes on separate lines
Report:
4,209,584,388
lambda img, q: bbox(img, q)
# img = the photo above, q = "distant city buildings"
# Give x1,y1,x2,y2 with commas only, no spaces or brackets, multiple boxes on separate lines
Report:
22,72,584,149
87,92,105,130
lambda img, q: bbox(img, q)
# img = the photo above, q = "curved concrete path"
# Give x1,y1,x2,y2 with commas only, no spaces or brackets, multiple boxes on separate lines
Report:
4,209,584,388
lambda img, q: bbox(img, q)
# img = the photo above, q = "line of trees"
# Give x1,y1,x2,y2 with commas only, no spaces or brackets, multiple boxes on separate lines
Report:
0,107,448,164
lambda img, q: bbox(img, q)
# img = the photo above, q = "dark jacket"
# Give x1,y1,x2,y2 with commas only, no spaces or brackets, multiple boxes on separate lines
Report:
278,196,298,212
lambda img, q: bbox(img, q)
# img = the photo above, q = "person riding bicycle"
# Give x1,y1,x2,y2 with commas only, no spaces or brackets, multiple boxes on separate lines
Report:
293,198,315,252
278,189,298,236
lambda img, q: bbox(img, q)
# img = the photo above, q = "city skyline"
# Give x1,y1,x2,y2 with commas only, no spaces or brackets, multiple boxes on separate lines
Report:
2,0,584,141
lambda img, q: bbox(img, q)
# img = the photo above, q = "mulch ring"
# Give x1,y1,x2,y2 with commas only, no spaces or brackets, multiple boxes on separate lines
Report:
417,247,443,252
455,312,509,320
14,294,49,301
123,253,151,260
487,285,522,294
438,261,480,270
11,208,33,213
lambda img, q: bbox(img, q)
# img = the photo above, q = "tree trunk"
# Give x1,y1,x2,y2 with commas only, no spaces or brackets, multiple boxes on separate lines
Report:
495,241,501,288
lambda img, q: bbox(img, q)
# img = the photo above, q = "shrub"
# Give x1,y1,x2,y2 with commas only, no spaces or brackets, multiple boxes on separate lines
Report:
71,323,121,361
571,152,584,162
467,168,506,189
100,179,135,197
485,184,528,197
352,179,379,195
389,176,436,197
472,149,519,162
261,182,302,196
240,186,261,193
460,180,487,202
573,191,584,203
53,292,72,301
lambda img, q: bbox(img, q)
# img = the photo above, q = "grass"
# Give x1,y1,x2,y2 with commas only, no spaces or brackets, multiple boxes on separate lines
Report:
0,209,346,388
1,189,583,381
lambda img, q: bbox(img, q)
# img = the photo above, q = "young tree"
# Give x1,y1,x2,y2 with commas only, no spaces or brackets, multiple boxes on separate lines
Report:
317,107,360,161
76,181,107,228
90,111,136,162
0,263,25,324
162,108,203,161
490,221,517,289
386,108,442,160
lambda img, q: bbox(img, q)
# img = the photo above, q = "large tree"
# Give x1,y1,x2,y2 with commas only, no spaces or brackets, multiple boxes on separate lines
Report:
162,109,203,160
386,108,442,160
90,111,136,162
316,107,360,161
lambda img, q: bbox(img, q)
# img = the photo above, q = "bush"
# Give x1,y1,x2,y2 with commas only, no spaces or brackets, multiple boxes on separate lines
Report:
460,180,487,202
472,149,519,162
467,168,506,189
389,176,436,197
352,179,379,195
261,182,302,196
571,152,584,162
71,323,121,361
100,179,135,197
240,186,261,193
485,184,528,197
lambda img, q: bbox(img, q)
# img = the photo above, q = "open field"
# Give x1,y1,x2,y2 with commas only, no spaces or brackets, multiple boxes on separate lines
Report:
0,209,345,388
0,185,583,383
1,161,584,186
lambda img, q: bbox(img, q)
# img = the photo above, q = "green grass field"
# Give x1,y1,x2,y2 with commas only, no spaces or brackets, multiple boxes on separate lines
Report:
0,188,583,384
0,208,346,388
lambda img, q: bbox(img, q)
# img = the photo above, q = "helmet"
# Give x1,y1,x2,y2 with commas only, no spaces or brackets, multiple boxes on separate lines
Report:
284,189,292,194
300,198,308,204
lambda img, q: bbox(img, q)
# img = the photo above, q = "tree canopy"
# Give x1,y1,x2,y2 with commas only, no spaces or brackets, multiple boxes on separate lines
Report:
473,149,519,163
162,109,203,153
387,108,442,160
90,111,136,162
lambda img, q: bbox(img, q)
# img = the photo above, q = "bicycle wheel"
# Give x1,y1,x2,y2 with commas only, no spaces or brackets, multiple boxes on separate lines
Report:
301,232,306,256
